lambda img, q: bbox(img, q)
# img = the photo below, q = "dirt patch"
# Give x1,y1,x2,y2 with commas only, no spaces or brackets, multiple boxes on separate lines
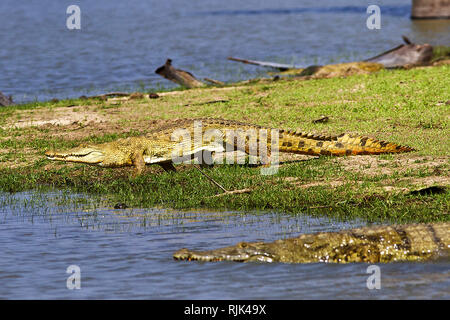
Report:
1,85,249,142
3,104,109,129
332,155,448,176
284,175,449,194
282,155,449,194
284,178,348,189
105,86,246,102
0,147,41,169
379,175,449,193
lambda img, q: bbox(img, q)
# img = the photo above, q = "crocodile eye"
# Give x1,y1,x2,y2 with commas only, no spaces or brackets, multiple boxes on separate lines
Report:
238,242,248,248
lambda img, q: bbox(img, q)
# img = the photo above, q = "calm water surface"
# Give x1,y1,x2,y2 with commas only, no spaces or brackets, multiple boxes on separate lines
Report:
1,1,449,299
0,0,449,102
0,191,448,299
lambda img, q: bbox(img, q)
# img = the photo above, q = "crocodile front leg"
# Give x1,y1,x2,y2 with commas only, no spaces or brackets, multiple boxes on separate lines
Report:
131,152,146,177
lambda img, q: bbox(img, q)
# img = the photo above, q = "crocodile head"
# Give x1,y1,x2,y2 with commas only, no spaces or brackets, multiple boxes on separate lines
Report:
173,242,278,263
45,142,133,167
45,144,108,165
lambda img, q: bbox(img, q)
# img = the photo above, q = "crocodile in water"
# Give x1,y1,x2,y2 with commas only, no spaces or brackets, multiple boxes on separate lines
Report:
173,222,450,263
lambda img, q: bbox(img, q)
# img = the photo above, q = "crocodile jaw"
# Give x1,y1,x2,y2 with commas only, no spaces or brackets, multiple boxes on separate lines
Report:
173,248,251,262
173,243,277,263
45,147,105,165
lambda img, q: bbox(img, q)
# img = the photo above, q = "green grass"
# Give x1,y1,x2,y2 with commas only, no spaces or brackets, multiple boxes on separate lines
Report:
0,159,447,224
432,45,450,62
0,64,448,224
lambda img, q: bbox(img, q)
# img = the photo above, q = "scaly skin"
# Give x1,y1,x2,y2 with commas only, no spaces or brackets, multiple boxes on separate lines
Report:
45,118,414,175
173,222,450,263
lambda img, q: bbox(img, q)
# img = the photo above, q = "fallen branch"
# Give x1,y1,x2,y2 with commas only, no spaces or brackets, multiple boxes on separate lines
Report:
0,91,13,106
227,56,299,71
155,59,205,88
95,92,130,97
193,165,253,197
209,188,253,198
193,165,227,193
81,92,131,101
312,116,329,124
365,36,433,68
203,77,225,85
184,99,229,107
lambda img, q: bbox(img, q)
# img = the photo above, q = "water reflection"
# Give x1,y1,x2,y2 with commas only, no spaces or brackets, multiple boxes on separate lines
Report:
411,19,450,38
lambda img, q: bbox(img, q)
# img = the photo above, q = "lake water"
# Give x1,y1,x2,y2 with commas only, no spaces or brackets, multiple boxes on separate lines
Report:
0,191,448,299
0,0,449,103
1,0,449,300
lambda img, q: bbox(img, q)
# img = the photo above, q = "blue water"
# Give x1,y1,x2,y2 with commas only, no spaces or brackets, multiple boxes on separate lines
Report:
0,0,449,103
0,1,449,299
0,191,448,299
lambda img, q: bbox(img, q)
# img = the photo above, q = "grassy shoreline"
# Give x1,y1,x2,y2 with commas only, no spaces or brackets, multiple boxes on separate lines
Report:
0,64,449,223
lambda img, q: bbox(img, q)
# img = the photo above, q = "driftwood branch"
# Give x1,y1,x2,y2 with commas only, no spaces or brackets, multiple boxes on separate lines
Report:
203,77,225,85
0,91,13,106
312,116,329,124
155,59,205,88
365,36,433,68
193,165,227,193
193,165,253,197
94,92,130,98
402,35,412,45
87,92,130,100
184,99,229,107
209,188,252,198
227,57,299,71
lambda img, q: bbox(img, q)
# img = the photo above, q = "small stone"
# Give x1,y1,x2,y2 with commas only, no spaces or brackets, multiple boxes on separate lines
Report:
114,203,128,209
312,116,329,124
149,93,159,99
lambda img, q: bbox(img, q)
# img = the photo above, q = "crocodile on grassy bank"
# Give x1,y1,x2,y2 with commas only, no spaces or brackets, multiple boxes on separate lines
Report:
45,118,415,175
174,222,450,263
44,119,448,264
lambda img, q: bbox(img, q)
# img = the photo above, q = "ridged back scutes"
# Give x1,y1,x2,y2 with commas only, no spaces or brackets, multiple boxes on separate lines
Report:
143,118,414,154
146,118,272,136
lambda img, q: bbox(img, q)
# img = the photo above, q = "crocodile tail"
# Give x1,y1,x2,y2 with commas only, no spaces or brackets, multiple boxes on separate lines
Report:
277,131,415,156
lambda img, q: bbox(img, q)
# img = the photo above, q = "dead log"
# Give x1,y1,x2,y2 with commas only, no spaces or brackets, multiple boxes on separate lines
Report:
203,77,225,85
89,92,130,100
155,59,205,88
229,36,433,73
312,116,329,124
0,91,13,106
227,56,300,71
365,37,433,68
